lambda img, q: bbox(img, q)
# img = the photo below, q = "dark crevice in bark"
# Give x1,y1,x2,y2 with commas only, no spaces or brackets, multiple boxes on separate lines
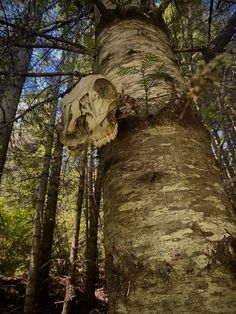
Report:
114,103,205,139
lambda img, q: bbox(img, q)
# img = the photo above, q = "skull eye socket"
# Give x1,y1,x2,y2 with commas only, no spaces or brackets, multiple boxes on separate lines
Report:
76,116,87,128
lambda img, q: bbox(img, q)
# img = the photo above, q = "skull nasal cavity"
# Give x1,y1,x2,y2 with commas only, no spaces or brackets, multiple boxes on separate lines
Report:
93,78,117,99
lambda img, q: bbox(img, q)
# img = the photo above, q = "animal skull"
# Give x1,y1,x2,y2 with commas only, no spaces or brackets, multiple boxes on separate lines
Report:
61,74,119,152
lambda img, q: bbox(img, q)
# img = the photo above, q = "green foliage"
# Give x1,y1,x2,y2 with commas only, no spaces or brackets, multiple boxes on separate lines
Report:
0,197,33,275
117,54,162,76
117,65,140,76
117,54,168,113
141,54,159,69
200,106,227,122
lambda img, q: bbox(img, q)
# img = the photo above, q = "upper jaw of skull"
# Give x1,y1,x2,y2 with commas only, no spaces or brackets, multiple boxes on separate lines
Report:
87,109,118,147
61,75,119,151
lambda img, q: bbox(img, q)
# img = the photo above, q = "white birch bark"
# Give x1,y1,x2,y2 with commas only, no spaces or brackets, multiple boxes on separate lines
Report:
96,13,236,314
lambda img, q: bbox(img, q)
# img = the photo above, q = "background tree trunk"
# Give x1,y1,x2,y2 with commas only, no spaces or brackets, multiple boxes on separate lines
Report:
62,148,86,314
85,149,104,301
37,134,63,310
0,0,46,182
23,100,57,314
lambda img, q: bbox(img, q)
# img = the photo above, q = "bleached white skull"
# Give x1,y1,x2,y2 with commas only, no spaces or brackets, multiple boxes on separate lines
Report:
61,74,119,152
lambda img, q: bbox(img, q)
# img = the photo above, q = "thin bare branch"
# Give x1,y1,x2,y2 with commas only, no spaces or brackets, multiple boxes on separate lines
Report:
0,18,90,54
40,15,82,33
173,46,207,53
0,39,91,55
0,71,87,77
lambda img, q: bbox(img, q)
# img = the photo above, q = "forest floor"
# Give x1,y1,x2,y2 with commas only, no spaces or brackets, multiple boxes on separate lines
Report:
0,275,107,314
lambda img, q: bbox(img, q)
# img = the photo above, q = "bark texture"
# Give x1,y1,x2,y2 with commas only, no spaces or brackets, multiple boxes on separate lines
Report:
103,125,236,313
96,19,184,116
96,14,236,314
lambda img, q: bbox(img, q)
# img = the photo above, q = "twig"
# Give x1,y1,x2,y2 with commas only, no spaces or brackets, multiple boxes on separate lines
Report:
173,46,207,53
0,71,87,77
125,280,131,298
0,39,91,55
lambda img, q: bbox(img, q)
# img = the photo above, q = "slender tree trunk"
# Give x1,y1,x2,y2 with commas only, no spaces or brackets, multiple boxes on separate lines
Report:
85,149,104,301
62,149,87,314
95,6,236,313
23,101,57,314
212,130,236,212
0,0,45,182
37,134,63,310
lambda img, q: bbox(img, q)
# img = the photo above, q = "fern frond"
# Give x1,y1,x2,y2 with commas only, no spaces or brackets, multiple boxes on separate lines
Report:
117,66,140,76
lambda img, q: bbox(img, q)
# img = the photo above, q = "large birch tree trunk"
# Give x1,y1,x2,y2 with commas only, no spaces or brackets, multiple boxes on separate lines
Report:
95,3,236,313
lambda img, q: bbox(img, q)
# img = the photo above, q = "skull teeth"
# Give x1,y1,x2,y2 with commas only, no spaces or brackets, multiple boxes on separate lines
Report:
93,124,118,148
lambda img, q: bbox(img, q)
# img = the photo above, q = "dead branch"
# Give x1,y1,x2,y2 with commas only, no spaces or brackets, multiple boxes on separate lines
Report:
0,39,91,55
173,46,207,53
0,71,87,77
0,18,90,55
